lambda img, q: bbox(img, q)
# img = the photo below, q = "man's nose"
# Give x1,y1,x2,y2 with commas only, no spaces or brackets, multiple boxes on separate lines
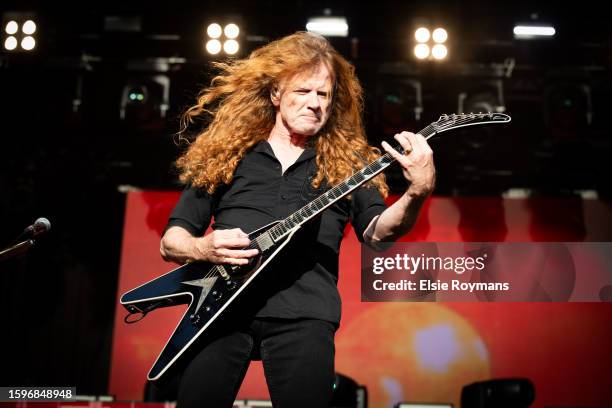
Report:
306,91,321,110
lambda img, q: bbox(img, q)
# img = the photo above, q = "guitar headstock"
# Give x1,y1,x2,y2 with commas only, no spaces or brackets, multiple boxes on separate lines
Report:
433,112,511,133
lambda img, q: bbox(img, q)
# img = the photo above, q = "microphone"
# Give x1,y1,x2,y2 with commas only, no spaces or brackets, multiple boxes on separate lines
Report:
13,217,52,243
1,218,51,261
26,217,51,238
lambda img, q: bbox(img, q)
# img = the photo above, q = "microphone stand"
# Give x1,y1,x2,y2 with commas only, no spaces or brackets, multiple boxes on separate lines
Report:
0,239,35,263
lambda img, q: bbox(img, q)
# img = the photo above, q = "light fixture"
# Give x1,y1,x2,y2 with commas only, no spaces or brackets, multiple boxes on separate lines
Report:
205,21,241,56
4,36,17,50
414,27,430,43
224,23,239,39
5,20,18,35
20,36,35,50
413,24,449,61
120,75,170,122
128,87,147,102
414,44,430,59
223,39,239,55
432,28,447,43
206,39,222,54
2,13,38,53
207,23,222,39
431,44,447,60
513,24,556,39
22,20,36,35
306,16,348,37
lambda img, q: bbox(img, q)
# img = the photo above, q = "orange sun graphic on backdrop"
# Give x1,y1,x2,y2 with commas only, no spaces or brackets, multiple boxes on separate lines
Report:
336,303,491,408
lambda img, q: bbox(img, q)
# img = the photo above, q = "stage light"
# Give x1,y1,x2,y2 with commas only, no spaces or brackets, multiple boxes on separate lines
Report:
378,77,424,136
432,27,447,43
414,27,430,43
5,20,18,35
4,36,17,50
412,23,449,62
2,12,38,53
206,39,222,54
544,81,592,140
513,24,555,39
204,21,241,56
331,373,368,408
20,36,35,51
414,43,430,59
206,23,222,39
461,378,535,408
120,75,170,124
432,44,447,59
306,16,348,37
22,20,36,35
223,39,239,55
128,87,147,102
224,23,239,39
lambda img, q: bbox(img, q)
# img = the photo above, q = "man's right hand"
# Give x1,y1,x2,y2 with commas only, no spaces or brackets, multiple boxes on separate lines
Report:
194,228,259,265
160,226,259,265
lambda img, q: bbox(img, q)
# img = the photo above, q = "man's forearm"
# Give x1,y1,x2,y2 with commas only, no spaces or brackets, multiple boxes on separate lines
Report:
160,226,199,264
364,191,428,244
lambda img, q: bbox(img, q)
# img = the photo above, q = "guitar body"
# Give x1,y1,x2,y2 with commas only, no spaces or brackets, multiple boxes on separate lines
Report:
120,220,298,380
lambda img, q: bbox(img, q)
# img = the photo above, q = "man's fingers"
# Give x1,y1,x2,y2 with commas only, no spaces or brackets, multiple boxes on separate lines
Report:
214,228,251,247
393,132,414,154
213,235,251,249
217,248,259,259
411,133,433,154
381,141,406,162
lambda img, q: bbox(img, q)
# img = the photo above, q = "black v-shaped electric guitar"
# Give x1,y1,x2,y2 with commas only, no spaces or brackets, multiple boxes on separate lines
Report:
120,112,511,380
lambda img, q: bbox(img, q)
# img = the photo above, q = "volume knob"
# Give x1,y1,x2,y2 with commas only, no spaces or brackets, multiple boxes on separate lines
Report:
190,313,201,325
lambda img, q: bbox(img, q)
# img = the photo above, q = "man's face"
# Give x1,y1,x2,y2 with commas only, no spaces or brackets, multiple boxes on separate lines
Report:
272,63,334,137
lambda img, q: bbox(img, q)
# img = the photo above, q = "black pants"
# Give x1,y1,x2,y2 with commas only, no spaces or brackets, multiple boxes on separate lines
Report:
177,317,337,408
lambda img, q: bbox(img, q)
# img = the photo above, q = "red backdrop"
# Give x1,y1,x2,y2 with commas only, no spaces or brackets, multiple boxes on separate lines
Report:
109,192,612,408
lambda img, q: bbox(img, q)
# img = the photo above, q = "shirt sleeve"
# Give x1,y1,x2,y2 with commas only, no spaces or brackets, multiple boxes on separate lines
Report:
350,186,387,243
165,186,215,236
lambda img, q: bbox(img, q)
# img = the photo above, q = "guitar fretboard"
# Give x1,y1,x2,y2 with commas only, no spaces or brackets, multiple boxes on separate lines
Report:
265,124,438,243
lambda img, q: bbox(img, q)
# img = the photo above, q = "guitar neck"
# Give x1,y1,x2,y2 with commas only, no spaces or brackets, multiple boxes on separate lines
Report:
263,124,438,243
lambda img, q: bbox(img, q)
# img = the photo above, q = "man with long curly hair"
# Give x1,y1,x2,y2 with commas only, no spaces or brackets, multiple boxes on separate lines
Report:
159,32,435,407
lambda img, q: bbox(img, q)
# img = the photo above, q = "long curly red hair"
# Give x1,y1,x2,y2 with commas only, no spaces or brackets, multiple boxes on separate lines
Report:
177,31,388,198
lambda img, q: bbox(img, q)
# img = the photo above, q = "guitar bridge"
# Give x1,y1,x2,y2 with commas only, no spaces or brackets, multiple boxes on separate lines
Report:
216,264,231,280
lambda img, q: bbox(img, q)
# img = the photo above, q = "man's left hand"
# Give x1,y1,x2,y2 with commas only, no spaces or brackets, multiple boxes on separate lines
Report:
381,131,436,197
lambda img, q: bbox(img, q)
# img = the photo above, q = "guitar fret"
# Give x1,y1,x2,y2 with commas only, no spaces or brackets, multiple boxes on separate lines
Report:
369,162,381,171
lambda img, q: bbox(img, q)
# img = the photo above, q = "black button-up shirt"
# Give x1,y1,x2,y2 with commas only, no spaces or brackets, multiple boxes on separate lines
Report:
166,140,386,324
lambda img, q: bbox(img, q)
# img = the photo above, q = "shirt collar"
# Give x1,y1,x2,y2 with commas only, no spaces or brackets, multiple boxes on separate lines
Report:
253,140,316,164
